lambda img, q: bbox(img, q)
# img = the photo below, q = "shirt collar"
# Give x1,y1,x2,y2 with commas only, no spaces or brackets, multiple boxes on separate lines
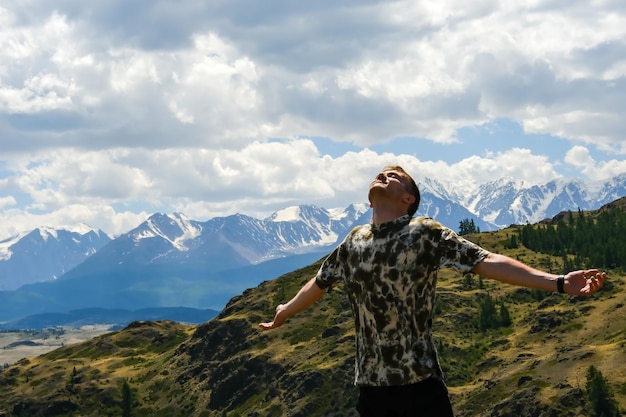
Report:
370,214,411,236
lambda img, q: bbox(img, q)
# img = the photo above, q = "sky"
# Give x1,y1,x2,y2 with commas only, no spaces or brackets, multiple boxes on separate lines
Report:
0,0,625,239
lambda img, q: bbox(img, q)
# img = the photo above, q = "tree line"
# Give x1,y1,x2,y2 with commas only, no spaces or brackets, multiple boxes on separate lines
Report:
518,208,626,271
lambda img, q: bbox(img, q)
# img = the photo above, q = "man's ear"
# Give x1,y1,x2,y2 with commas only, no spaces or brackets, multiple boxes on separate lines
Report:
403,194,416,205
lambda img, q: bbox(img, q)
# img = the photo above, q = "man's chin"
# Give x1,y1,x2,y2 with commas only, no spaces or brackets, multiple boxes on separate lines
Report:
368,186,384,199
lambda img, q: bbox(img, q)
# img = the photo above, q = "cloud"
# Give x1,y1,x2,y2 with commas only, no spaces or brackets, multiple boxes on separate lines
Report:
564,145,595,166
1,1,625,151
0,1,625,238
0,140,577,239
565,145,626,180
0,195,16,209
0,204,149,240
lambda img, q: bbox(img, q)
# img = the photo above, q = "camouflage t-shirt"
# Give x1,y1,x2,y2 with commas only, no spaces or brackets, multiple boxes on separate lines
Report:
315,214,490,386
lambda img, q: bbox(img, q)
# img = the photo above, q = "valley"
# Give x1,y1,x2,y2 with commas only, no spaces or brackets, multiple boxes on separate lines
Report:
0,325,114,366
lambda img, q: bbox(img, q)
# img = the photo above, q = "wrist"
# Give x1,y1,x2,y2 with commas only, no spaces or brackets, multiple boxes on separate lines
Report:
556,275,565,294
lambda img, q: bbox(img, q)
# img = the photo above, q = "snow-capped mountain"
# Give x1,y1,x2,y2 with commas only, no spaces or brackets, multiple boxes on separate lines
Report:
104,203,370,269
133,212,203,252
467,174,626,227
595,172,626,204
0,173,624,324
0,225,111,291
2,173,625,294
0,204,371,321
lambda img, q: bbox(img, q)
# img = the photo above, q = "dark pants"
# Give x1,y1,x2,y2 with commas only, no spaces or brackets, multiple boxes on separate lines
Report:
356,377,455,417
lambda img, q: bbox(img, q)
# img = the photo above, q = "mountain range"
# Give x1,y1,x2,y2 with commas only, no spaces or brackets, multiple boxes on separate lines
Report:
0,225,111,291
1,205,624,416
0,173,624,326
0,205,370,325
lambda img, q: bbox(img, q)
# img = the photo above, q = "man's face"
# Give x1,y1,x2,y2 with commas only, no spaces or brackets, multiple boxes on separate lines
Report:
369,170,409,200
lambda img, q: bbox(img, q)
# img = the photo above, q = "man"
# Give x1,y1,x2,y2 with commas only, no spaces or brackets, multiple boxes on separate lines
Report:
259,165,606,417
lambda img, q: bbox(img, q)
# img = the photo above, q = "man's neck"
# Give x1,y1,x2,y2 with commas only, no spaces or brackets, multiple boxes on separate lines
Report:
371,205,408,225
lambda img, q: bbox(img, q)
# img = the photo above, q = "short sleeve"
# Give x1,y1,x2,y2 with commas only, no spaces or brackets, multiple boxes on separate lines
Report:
315,245,346,292
438,226,490,273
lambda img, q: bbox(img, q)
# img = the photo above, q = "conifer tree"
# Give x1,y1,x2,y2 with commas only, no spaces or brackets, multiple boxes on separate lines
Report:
498,300,511,327
122,379,132,417
519,206,626,270
458,218,480,235
507,234,519,249
585,365,620,417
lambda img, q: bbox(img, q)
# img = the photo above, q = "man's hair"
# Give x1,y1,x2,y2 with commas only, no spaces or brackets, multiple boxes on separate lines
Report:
382,165,421,216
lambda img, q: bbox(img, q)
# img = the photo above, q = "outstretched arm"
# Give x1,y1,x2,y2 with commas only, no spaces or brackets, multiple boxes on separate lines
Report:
259,277,325,330
472,253,606,296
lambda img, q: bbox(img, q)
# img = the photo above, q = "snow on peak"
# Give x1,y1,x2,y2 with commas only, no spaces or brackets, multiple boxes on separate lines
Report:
271,206,303,222
0,246,11,261
0,233,22,261
61,223,97,235
38,224,99,241
38,226,58,241
168,213,202,249
136,213,202,251
328,203,369,220
327,207,347,220
0,224,101,261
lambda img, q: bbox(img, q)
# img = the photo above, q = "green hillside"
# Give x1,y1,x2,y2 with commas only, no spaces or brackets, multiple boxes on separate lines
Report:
1,202,625,417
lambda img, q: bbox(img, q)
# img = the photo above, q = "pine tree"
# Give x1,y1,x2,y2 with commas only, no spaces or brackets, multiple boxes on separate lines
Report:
478,294,498,331
507,234,519,249
519,207,626,270
585,365,620,417
499,300,511,327
122,379,132,417
458,218,480,235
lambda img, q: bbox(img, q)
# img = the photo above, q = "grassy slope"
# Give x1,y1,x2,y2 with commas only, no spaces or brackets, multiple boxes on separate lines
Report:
444,229,626,416
0,224,624,417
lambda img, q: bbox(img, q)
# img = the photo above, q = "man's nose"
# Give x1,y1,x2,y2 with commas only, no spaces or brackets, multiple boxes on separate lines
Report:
376,172,387,181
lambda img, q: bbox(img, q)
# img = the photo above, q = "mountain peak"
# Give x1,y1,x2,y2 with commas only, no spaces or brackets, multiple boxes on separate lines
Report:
35,223,98,241
267,204,331,224
136,212,202,251
36,226,58,241
270,206,306,223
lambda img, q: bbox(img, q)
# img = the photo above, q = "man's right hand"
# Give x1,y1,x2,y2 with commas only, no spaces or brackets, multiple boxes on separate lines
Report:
259,304,289,330
258,277,325,330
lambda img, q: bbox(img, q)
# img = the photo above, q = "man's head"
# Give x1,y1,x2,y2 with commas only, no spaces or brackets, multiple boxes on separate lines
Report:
384,165,420,216
369,165,421,216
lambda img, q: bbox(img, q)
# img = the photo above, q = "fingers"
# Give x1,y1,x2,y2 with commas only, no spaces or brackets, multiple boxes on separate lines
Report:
259,316,282,330
259,322,276,330
580,270,607,294
592,272,606,290
582,269,599,279
259,305,287,330
587,271,606,284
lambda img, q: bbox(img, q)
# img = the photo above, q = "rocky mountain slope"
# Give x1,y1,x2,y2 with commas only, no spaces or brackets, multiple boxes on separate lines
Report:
1,201,625,416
